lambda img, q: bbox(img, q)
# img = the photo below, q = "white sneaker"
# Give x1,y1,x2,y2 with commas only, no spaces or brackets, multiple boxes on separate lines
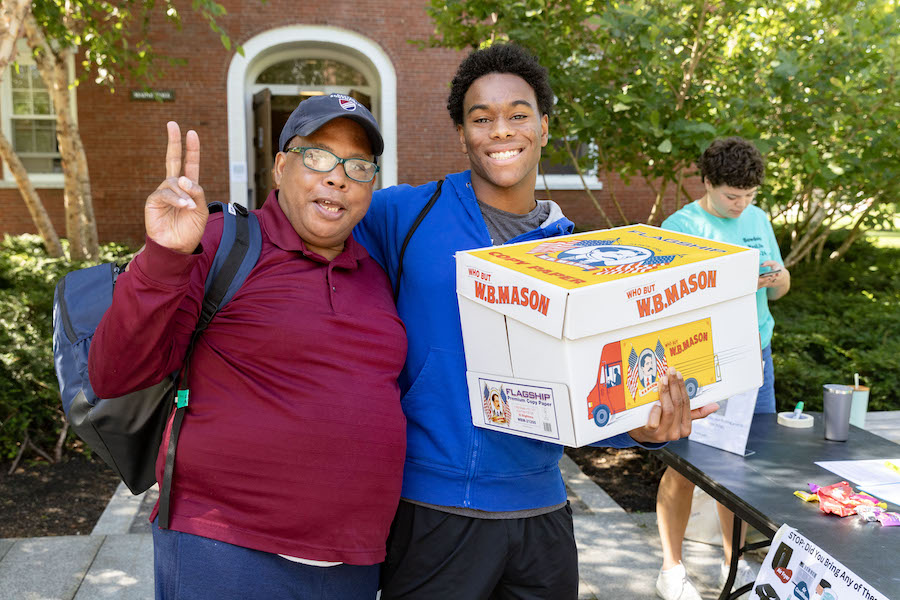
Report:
719,558,757,589
656,563,703,600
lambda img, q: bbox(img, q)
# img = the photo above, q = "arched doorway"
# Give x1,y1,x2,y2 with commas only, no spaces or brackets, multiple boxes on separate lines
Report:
226,26,397,208
251,55,377,207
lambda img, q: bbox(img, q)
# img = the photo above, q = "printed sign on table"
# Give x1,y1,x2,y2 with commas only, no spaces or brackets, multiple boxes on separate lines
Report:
753,524,887,600
688,388,757,455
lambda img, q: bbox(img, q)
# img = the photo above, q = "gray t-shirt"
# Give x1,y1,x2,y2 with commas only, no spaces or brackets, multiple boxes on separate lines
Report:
478,199,552,245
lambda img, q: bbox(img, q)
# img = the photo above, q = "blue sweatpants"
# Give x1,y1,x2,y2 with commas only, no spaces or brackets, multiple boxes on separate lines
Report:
152,518,379,599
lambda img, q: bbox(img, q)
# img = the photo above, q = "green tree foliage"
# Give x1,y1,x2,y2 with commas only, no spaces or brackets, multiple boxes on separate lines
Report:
5,0,239,262
727,3,900,265
31,0,238,90
0,235,134,463
425,0,899,263
770,234,900,412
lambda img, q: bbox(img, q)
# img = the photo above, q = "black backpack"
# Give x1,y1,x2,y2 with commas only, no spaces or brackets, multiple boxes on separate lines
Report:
52,201,262,528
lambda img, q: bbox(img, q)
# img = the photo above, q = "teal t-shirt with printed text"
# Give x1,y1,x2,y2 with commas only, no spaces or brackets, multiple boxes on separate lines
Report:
661,200,783,348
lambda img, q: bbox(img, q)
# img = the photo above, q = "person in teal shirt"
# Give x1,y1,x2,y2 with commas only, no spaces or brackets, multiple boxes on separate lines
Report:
654,137,791,600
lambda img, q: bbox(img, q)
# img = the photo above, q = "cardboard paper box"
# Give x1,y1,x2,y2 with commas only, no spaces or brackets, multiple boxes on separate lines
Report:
455,224,763,446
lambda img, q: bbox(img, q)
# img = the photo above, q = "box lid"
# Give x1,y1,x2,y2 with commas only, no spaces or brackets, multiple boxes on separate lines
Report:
457,225,759,339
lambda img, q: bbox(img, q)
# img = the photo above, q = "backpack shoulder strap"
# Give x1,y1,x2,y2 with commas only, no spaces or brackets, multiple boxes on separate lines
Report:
158,201,261,529
198,201,263,330
394,179,443,301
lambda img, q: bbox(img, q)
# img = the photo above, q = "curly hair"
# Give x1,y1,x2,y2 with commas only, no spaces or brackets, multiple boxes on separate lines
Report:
698,137,765,189
447,43,554,126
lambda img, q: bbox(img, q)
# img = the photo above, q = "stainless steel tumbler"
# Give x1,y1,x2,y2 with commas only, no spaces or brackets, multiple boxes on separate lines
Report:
823,384,853,441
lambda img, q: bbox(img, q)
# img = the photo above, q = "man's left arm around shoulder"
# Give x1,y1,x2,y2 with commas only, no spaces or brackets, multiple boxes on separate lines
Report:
591,368,719,450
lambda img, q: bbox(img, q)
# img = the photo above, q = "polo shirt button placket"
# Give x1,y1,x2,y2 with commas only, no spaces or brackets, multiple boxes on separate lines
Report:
326,267,337,310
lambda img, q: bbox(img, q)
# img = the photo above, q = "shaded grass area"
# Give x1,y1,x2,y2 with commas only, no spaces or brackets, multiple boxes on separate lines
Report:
771,235,900,412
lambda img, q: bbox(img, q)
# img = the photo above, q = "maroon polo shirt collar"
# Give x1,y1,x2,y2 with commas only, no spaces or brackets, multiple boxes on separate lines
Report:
257,190,367,269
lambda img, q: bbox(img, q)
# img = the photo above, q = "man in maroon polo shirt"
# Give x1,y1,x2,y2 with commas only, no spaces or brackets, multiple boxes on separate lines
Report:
89,95,406,599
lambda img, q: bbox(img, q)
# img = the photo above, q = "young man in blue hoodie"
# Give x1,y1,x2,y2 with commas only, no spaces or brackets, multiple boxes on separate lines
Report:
355,44,718,599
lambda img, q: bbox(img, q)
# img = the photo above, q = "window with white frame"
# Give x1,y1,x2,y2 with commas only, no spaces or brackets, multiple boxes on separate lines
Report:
536,137,603,191
2,42,75,185
257,57,369,89
7,64,60,174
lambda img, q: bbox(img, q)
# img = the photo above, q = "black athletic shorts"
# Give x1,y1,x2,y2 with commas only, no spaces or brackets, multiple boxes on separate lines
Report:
380,500,578,600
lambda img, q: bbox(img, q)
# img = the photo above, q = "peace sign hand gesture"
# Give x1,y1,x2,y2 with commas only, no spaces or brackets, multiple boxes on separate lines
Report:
145,122,209,254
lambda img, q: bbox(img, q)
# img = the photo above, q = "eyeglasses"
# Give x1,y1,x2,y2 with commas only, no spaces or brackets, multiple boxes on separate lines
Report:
285,146,379,183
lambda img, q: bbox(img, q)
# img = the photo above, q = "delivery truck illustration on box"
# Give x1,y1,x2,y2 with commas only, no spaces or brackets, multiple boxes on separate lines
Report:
585,317,720,427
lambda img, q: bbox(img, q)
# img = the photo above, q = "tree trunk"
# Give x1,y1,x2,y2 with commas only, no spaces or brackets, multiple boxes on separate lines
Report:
0,130,64,256
829,199,876,262
675,1,710,111
0,1,63,257
813,228,830,262
564,139,613,228
646,177,669,225
0,0,30,71
673,168,685,211
595,145,629,224
24,13,99,260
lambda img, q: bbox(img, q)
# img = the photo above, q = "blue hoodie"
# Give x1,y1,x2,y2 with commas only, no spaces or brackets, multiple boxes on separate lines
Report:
355,171,641,511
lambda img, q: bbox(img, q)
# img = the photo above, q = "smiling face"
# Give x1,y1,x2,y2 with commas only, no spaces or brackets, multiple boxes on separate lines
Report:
702,182,758,219
273,118,375,260
457,73,549,210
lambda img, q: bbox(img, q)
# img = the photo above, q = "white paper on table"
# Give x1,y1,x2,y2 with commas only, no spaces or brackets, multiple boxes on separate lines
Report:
813,459,900,487
754,524,888,600
859,482,900,507
688,388,756,456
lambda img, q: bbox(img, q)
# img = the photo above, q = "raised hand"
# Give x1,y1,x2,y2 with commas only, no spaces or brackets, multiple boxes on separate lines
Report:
144,122,209,254
628,367,719,444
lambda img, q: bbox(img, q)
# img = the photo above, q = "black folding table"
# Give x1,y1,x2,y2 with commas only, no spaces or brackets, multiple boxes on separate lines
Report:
658,413,900,599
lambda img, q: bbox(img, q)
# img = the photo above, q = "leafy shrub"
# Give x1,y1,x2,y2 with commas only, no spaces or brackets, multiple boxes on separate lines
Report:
771,234,900,412
0,228,896,462
0,235,134,462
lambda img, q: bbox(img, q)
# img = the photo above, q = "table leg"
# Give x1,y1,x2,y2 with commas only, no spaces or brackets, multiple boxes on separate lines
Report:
718,513,743,600
719,513,772,599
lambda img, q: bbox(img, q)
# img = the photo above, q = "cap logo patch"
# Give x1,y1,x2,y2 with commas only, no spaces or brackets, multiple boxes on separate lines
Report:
339,98,357,112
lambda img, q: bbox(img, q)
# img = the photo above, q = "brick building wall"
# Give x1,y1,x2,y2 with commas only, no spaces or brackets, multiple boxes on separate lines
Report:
0,1,701,245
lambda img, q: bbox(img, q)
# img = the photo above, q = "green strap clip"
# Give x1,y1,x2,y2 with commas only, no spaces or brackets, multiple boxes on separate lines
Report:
176,389,189,409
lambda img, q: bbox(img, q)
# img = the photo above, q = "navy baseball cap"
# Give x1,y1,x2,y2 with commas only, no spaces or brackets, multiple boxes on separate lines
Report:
278,94,383,157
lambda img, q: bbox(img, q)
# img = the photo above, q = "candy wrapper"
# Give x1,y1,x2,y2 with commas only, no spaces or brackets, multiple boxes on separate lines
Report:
816,481,858,517
794,490,818,502
849,492,881,506
856,505,884,522
815,482,891,517
876,511,900,527
819,494,857,517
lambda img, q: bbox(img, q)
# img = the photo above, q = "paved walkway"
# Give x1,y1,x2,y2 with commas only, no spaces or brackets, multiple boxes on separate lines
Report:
2,412,899,600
